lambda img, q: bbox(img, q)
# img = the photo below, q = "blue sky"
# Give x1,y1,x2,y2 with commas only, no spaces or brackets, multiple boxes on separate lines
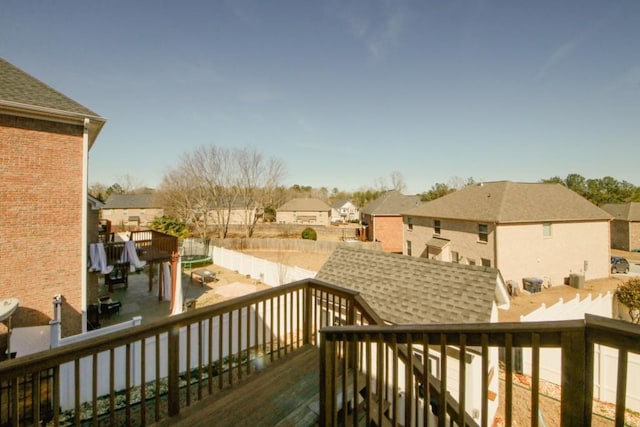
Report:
2,1,639,194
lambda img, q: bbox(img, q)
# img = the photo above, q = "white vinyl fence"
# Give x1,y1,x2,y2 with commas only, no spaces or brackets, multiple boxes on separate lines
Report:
519,292,640,411
211,246,317,286
50,296,299,411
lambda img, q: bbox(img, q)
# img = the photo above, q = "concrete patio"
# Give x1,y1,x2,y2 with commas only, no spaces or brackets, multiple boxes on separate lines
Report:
95,263,271,328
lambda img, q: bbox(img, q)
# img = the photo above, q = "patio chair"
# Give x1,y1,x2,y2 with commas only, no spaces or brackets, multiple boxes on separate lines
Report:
104,262,129,292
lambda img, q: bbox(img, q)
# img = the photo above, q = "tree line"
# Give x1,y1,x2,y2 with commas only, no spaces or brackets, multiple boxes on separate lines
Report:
90,145,639,238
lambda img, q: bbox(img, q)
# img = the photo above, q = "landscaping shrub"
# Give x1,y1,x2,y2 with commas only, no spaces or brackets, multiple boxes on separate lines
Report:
616,278,640,323
301,227,317,240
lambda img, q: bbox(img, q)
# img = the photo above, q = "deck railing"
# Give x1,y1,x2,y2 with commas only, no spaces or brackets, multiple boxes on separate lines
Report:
0,279,378,426
320,314,640,427
2,278,639,426
100,230,178,264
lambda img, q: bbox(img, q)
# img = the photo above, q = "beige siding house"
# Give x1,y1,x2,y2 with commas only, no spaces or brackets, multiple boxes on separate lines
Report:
403,181,612,286
601,202,640,251
276,198,331,225
101,193,164,230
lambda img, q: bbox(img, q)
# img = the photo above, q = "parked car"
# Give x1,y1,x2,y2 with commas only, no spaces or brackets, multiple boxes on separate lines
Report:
611,256,630,274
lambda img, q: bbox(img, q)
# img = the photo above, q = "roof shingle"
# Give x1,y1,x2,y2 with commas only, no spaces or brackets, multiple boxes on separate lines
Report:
405,181,611,223
316,246,503,324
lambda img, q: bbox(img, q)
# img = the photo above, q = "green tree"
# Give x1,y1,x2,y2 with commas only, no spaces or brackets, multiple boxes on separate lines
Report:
149,216,188,239
420,182,455,201
615,278,640,323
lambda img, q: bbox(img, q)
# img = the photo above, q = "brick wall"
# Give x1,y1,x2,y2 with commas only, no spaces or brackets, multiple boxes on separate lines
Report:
0,114,85,338
372,216,404,253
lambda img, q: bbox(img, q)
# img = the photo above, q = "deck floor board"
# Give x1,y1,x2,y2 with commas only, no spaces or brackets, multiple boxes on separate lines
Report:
157,345,320,427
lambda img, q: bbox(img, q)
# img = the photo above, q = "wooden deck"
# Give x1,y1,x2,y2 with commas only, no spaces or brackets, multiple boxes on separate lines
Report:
155,345,321,427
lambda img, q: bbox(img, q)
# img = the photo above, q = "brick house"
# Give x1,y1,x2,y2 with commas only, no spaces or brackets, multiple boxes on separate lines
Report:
601,202,640,251
403,181,612,286
276,198,331,225
101,193,164,231
360,191,421,253
0,57,106,340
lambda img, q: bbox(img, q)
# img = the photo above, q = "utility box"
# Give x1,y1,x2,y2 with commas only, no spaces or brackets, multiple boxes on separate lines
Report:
569,274,584,289
522,277,543,293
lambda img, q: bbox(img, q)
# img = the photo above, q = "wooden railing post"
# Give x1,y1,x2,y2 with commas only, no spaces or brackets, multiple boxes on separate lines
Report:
168,326,181,417
318,330,328,427
561,329,586,427
303,286,312,345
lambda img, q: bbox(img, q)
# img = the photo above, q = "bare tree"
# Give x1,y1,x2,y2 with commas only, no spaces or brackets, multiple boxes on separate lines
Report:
159,145,286,239
390,170,407,192
236,148,286,237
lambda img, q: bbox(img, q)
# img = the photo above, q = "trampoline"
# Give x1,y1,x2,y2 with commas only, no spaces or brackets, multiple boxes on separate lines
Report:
180,238,212,269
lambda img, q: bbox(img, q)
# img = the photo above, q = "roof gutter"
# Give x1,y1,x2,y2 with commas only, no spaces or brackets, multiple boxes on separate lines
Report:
0,100,106,148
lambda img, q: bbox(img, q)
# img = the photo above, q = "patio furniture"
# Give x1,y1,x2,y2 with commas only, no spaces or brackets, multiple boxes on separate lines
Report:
98,296,122,319
105,262,129,292
190,268,217,286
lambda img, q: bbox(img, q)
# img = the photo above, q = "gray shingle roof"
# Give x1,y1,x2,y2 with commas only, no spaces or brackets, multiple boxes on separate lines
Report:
601,203,640,222
104,194,160,209
360,191,421,216
0,57,101,118
315,246,502,324
405,181,611,223
278,198,331,212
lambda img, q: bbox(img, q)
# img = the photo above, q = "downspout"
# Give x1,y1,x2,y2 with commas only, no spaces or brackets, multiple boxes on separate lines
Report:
493,222,498,270
81,118,90,333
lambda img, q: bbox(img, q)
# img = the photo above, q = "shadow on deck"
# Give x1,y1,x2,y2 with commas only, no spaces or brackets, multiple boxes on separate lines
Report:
155,345,321,427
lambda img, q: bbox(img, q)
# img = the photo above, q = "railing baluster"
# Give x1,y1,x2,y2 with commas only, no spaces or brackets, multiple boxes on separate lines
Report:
458,334,466,427
481,333,489,427
228,310,233,387
32,371,41,427
218,314,223,390
405,337,414,427
423,333,431,427
237,307,243,381
391,334,398,424
92,353,98,427
438,333,446,427
341,334,348,426
208,317,213,395
615,349,628,427
155,333,160,421
186,324,192,406
126,343,132,426
505,333,513,427
109,348,115,425
377,333,384,427
198,320,203,400
246,303,252,376
270,297,275,362
531,333,540,427
168,326,180,417
140,337,146,426
284,293,288,355
366,334,373,426
74,358,80,426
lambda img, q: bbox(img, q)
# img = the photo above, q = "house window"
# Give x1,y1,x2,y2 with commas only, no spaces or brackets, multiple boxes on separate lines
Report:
452,251,459,263
434,219,441,235
407,217,413,231
481,258,491,267
543,223,552,238
406,240,412,256
478,224,488,242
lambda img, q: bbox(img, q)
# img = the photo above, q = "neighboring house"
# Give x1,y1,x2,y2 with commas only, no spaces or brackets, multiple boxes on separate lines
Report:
360,191,421,253
206,202,261,226
101,193,164,230
601,202,640,251
403,181,612,287
276,198,331,226
316,246,510,425
330,198,359,223
0,57,106,339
